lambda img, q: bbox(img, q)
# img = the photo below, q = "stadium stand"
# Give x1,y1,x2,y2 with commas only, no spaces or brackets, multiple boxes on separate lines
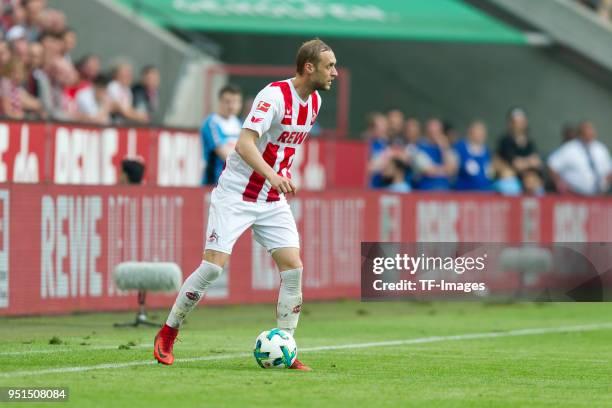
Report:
0,0,157,125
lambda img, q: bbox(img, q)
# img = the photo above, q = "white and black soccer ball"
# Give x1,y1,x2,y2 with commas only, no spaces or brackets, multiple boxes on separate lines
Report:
253,328,297,369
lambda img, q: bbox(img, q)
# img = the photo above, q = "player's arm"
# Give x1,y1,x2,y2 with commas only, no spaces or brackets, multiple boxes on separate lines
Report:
235,129,296,194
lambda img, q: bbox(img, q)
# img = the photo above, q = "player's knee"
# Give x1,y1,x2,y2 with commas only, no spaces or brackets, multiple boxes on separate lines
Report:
271,247,302,271
203,249,229,268
278,258,303,271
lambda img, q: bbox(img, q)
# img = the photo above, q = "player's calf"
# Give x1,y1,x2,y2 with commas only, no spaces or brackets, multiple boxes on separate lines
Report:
276,267,302,336
272,248,304,336
155,260,224,365
165,260,223,329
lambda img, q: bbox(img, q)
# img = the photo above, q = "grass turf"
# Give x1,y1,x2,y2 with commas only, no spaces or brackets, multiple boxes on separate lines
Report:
0,301,611,407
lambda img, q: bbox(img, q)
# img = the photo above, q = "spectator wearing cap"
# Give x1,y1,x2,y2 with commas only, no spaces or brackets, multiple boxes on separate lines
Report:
132,65,159,121
108,62,148,124
548,121,612,195
75,73,112,125
412,118,458,191
453,120,493,191
496,107,542,177
6,24,29,63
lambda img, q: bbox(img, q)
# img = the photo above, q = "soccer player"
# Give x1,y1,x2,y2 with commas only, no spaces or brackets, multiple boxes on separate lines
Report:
154,39,338,371
201,84,243,185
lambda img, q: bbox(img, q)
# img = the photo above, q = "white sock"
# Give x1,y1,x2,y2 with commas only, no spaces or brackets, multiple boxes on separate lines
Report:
276,268,303,335
166,261,223,328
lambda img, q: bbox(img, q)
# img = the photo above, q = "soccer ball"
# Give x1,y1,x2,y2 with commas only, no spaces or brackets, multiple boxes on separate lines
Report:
253,328,297,369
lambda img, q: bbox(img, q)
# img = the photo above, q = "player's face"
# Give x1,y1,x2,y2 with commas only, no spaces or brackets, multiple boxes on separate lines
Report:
312,50,338,91
218,92,243,117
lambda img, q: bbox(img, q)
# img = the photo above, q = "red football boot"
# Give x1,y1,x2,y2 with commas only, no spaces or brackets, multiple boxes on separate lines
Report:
154,324,179,365
289,358,312,371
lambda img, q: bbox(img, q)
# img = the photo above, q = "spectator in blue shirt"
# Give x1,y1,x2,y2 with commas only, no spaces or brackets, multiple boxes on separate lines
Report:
201,84,243,185
413,118,457,191
454,120,493,191
364,112,390,188
387,109,405,146
403,118,422,147
402,117,421,185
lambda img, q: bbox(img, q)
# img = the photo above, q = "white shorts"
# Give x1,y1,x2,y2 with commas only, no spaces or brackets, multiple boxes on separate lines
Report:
204,187,300,254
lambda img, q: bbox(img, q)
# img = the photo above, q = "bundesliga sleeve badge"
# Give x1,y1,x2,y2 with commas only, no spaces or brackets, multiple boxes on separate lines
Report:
256,101,271,113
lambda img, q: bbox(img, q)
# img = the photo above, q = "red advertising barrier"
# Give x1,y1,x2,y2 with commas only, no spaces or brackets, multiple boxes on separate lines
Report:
0,121,48,183
0,120,368,189
0,185,611,316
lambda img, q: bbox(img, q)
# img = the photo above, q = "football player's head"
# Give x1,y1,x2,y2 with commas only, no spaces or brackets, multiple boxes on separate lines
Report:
295,38,337,91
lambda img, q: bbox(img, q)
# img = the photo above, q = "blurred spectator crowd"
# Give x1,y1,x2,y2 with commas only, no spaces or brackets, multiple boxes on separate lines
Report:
0,0,160,125
576,0,612,22
364,108,611,196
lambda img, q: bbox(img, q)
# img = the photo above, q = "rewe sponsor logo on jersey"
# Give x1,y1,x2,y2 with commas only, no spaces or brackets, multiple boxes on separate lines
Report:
276,131,309,145
256,101,270,113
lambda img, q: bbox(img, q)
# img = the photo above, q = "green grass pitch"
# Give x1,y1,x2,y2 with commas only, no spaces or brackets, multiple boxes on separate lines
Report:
1,301,611,407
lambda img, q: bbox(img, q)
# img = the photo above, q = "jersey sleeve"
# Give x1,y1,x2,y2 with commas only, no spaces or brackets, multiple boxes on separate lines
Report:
242,86,281,137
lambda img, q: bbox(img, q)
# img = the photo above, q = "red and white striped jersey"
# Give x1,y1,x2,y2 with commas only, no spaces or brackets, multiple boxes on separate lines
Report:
216,78,321,202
